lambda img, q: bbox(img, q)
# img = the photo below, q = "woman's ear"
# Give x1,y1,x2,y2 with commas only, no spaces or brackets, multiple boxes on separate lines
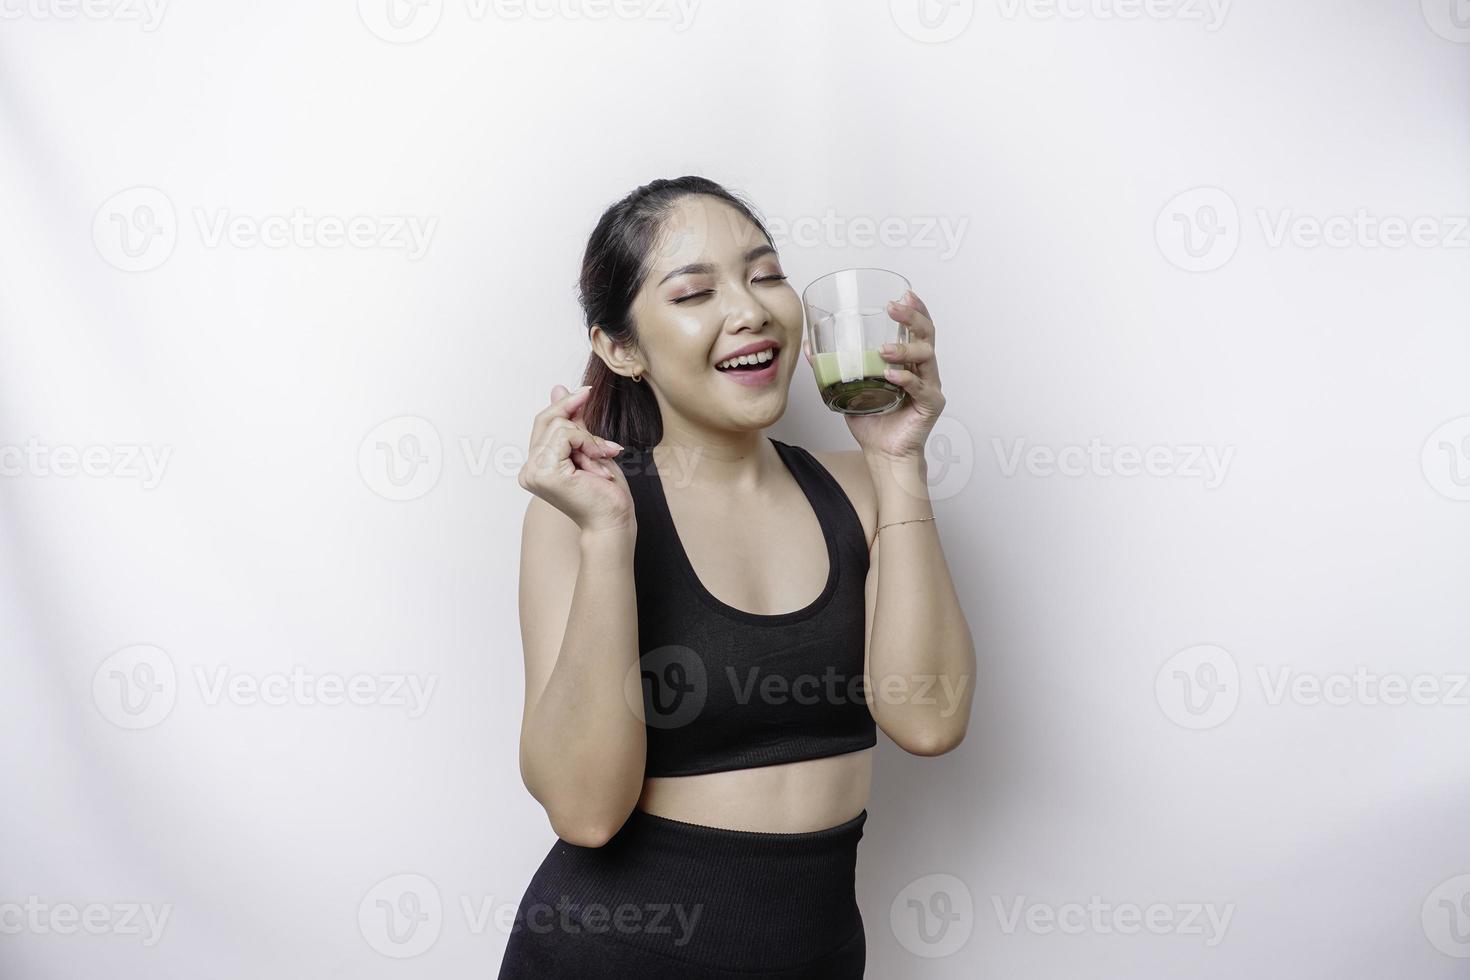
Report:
589,324,644,381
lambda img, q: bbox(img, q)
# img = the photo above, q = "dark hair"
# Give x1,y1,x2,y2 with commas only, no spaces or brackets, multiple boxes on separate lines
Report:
576,176,775,450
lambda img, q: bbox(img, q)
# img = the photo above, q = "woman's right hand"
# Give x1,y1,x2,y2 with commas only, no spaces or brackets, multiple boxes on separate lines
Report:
518,384,635,534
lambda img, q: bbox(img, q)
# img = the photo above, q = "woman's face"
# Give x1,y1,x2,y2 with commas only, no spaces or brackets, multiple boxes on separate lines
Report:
625,194,804,436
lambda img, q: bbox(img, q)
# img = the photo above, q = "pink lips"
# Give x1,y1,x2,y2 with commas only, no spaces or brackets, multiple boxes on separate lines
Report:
716,347,781,387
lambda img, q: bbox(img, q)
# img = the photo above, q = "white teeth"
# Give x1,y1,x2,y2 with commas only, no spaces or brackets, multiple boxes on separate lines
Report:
716,348,776,370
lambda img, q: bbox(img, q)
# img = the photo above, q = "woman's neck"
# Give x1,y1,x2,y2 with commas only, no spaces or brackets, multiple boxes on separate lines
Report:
653,423,774,493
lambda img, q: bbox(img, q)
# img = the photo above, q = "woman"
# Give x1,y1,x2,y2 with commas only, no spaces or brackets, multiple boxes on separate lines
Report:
499,176,976,979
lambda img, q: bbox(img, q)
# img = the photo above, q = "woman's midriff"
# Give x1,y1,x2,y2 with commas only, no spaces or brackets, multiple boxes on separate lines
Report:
635,747,873,833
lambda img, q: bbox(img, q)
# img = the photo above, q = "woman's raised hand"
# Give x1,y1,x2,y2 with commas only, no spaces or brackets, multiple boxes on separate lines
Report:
518,384,634,534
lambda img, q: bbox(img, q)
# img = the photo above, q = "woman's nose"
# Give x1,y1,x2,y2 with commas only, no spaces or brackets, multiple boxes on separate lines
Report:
721,288,768,331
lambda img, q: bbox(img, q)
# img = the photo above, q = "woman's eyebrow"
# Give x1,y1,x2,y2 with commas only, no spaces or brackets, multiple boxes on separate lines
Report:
656,244,778,286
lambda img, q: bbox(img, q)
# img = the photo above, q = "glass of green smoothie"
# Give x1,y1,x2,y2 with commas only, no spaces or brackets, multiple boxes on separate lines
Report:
802,268,911,416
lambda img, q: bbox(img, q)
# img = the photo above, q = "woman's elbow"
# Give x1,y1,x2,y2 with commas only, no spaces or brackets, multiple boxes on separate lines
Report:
550,814,626,848
521,758,641,847
893,724,967,758
536,787,637,847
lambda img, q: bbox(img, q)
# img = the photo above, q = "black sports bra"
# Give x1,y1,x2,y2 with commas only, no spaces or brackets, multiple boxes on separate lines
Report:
613,436,877,777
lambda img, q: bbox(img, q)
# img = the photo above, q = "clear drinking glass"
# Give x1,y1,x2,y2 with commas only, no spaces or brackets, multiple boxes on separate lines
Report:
801,267,912,416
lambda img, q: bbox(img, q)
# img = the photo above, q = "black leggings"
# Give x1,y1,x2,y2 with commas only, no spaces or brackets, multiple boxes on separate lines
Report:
496,807,868,979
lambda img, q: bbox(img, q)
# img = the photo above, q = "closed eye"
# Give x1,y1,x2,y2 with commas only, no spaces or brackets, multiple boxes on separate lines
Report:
671,275,788,305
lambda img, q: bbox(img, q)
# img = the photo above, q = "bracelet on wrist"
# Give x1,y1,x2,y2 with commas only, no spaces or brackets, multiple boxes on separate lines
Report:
871,515,936,548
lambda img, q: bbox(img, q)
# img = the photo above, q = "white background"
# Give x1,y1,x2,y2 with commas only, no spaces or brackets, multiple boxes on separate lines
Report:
2,0,1468,976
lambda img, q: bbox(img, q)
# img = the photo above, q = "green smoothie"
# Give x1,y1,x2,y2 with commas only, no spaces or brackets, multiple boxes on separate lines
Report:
810,349,906,415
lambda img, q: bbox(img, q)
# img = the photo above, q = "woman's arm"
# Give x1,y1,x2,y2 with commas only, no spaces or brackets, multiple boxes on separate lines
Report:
517,496,644,846
861,459,976,757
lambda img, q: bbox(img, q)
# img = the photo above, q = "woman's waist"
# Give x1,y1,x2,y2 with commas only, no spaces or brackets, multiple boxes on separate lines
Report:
636,746,872,833
527,802,866,969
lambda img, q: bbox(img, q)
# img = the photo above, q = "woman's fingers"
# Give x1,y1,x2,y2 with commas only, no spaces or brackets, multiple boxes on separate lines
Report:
878,340,934,364
903,289,931,321
881,365,945,413
879,338,939,385
530,384,622,466
550,386,621,455
886,294,935,343
571,446,615,480
531,384,592,447
546,418,623,472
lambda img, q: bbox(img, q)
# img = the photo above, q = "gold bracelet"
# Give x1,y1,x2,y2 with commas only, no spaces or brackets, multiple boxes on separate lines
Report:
871,515,936,548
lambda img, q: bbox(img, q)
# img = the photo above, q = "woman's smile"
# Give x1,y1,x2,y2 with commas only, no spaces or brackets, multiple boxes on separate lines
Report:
714,339,782,387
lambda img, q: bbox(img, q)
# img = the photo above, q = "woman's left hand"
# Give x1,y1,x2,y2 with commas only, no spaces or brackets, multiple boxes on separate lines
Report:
804,288,945,465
